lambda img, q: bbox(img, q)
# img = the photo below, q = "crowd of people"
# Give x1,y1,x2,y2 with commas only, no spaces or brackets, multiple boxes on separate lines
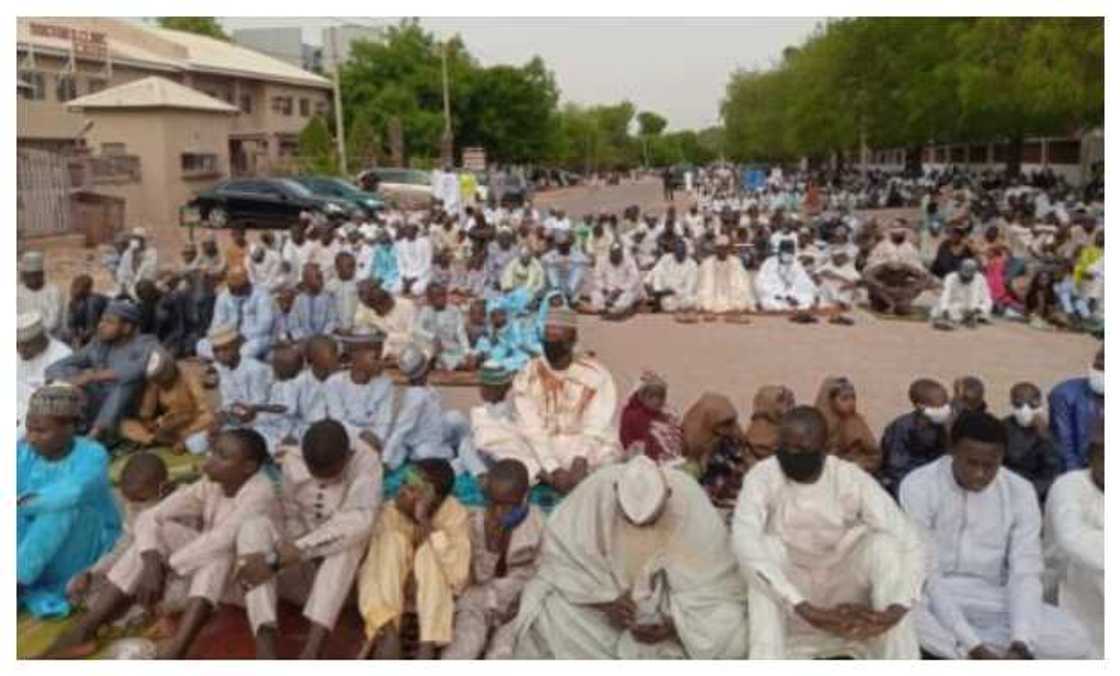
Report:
16,163,1105,660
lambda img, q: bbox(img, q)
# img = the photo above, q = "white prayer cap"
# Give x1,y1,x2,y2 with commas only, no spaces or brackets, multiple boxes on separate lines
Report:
715,234,731,246
616,455,668,524
398,343,430,380
146,349,169,377
17,311,44,342
131,227,148,239
19,251,45,273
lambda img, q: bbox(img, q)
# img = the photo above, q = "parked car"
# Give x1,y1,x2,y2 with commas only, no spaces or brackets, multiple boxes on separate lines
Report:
356,167,434,208
293,175,385,217
186,177,354,230
498,174,532,207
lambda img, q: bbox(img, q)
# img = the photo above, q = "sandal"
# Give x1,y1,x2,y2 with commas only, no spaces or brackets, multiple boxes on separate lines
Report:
829,315,855,326
789,313,819,324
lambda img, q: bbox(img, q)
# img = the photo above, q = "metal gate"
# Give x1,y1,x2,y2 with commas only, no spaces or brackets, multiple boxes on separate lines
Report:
17,147,73,239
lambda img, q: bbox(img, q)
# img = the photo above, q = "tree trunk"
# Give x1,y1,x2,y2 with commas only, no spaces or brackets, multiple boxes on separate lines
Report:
905,145,923,175
1005,133,1023,179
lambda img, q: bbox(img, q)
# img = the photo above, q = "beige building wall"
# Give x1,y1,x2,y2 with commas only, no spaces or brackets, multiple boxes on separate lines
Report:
80,109,232,228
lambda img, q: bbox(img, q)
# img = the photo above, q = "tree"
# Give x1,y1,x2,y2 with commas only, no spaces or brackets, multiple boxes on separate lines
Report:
298,115,338,175
156,17,229,41
637,111,668,137
346,115,379,172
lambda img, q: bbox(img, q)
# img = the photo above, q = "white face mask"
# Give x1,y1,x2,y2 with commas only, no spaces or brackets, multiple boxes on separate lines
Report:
1013,404,1040,428
1088,367,1105,395
779,253,794,265
922,404,952,425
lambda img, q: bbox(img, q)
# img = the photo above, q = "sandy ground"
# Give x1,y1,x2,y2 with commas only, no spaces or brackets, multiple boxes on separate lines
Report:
24,179,1099,437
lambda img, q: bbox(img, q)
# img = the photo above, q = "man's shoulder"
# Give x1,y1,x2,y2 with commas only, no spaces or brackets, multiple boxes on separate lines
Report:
1050,377,1088,400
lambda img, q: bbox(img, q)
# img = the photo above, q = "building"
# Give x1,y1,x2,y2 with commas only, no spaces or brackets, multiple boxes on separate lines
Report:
233,26,322,74
18,18,332,169
17,17,334,233
321,25,383,72
66,76,239,230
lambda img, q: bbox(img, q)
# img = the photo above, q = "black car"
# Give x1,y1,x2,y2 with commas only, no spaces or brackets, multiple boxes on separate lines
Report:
186,177,355,230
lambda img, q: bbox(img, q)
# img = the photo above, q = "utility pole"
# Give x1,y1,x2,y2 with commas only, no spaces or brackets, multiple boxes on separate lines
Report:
440,41,453,167
330,26,347,174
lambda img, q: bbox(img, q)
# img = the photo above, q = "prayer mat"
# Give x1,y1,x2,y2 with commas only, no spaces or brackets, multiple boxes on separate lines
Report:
382,465,486,508
109,446,201,486
385,368,481,387
860,304,931,322
17,612,82,659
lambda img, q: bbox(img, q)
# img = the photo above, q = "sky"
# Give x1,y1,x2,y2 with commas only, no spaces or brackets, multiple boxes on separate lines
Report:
214,17,822,131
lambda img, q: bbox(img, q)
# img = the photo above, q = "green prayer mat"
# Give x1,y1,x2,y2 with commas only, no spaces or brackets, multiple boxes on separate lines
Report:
109,447,201,486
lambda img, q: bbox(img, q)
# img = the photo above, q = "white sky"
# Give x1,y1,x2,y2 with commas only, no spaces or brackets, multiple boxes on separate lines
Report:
213,17,822,131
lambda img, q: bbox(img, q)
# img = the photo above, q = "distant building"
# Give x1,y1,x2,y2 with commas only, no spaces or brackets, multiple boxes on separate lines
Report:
17,17,334,231
233,26,322,74
321,25,383,71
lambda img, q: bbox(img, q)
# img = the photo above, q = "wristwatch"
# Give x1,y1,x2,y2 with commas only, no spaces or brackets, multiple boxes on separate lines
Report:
264,550,279,572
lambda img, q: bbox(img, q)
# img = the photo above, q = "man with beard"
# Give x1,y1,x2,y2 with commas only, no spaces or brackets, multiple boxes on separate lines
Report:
509,306,621,495
45,300,159,444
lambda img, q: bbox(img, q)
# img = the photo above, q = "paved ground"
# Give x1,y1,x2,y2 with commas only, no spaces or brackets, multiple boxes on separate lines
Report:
439,179,1099,433
27,179,1099,438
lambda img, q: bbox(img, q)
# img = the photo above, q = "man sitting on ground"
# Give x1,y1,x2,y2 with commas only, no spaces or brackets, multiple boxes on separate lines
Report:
511,454,750,658
646,238,699,313
509,306,621,494
931,258,993,330
900,411,1093,659
589,242,644,320
695,235,756,315
46,300,159,444
732,406,926,659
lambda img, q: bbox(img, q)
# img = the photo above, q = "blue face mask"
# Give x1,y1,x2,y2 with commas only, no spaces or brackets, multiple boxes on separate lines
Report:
500,503,530,531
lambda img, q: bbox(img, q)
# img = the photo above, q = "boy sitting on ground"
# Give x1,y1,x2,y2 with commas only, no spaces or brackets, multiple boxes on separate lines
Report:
443,459,544,659
358,459,471,659
119,350,214,455
236,419,383,659
67,453,177,622
47,428,277,659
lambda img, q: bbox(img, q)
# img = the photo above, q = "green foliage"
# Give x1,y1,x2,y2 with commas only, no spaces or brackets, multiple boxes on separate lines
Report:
719,17,1103,167
156,17,229,41
346,115,379,174
298,115,338,175
637,111,668,137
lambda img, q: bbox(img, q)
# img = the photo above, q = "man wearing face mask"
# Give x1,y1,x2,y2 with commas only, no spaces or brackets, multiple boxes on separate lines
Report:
931,258,993,330
901,411,1093,660
1001,382,1062,503
509,306,620,495
732,406,926,659
879,378,951,498
1048,347,1104,471
754,240,820,312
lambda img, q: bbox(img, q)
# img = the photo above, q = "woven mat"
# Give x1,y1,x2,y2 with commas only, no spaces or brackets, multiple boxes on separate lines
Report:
109,447,201,486
384,368,482,387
